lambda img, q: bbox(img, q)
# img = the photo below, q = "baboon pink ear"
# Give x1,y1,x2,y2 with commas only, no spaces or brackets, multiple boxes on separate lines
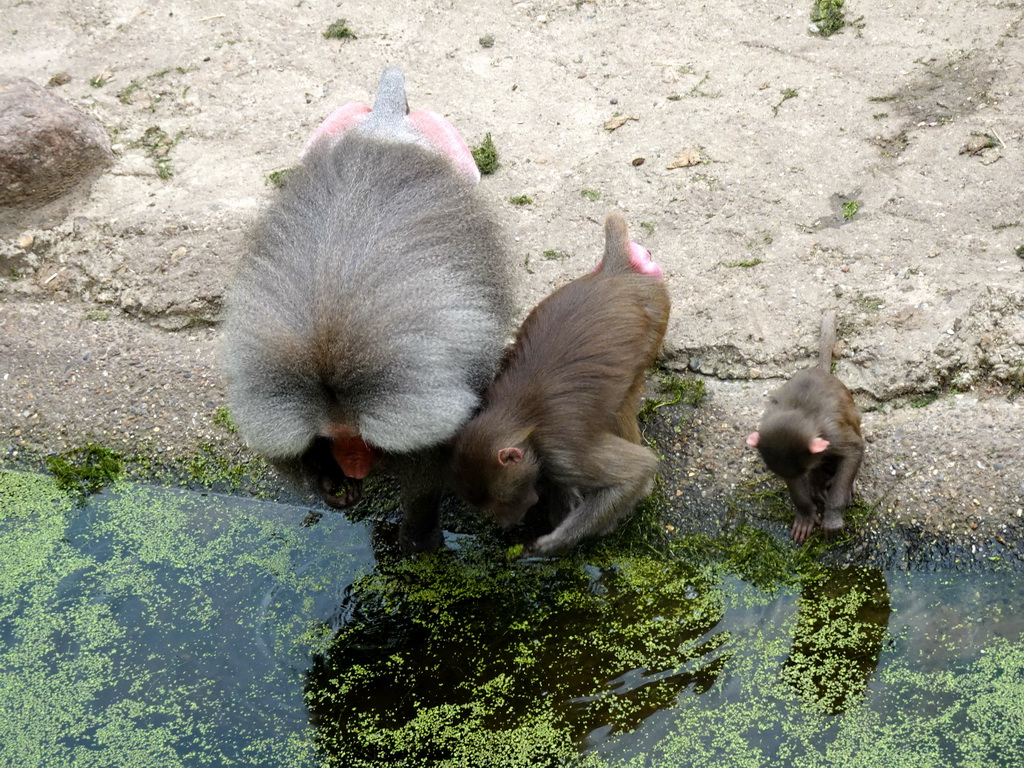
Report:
809,437,830,454
497,447,524,466
746,432,760,447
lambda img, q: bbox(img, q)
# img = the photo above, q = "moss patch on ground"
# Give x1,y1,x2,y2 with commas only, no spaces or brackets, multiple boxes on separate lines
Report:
45,442,123,498
471,133,500,175
639,369,707,423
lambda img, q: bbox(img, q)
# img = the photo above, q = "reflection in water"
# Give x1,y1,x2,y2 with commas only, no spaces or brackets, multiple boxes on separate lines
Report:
781,568,892,714
3,472,1024,767
307,544,728,765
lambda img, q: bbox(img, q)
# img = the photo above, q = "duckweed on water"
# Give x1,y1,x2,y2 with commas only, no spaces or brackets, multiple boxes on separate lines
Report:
2,469,1024,767
0,470,373,768
308,542,726,767
308,534,1024,768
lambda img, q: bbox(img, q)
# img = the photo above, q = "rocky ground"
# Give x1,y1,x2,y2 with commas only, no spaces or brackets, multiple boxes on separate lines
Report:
1,0,1022,562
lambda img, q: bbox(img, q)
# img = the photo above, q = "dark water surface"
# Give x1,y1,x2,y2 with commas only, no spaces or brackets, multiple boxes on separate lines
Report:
2,471,1022,767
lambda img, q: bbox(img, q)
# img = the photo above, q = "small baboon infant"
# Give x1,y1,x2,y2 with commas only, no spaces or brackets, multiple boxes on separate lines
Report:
746,311,865,543
450,212,671,556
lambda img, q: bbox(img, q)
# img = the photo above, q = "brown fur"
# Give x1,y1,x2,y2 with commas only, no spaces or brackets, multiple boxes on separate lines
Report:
450,212,671,556
747,311,865,543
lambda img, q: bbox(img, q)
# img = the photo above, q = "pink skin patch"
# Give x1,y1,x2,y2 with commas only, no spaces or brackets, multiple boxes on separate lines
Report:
408,110,481,183
592,242,663,277
302,102,371,156
330,434,379,480
300,102,480,183
627,241,663,278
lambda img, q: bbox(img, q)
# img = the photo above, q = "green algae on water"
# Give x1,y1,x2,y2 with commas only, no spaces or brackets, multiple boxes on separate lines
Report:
3,468,1024,767
0,471,372,768
308,540,726,767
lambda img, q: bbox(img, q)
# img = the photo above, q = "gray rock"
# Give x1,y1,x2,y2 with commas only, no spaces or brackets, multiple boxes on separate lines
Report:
0,75,113,208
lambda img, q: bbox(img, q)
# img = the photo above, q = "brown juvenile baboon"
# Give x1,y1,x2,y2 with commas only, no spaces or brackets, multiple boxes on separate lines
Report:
450,212,671,556
222,68,516,552
746,311,865,543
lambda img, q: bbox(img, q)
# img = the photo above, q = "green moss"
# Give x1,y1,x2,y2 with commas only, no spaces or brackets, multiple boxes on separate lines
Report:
81,308,111,322
857,293,884,313
117,79,141,104
843,498,875,532
723,258,763,268
541,248,568,260
479,33,496,48
509,194,533,206
910,392,940,408
719,479,877,586
639,221,655,236
580,188,601,201
471,133,500,175
639,369,707,422
674,523,826,592
45,443,122,497
266,167,295,188
842,199,861,219
184,442,264,492
810,0,847,37
89,74,108,88
594,479,673,555
212,406,238,433
323,19,357,40
137,126,181,180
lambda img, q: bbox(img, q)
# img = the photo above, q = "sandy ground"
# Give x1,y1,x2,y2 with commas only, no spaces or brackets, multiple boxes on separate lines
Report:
1,1,1022,552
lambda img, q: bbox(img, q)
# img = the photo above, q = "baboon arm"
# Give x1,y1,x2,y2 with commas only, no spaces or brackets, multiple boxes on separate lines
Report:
527,436,658,556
